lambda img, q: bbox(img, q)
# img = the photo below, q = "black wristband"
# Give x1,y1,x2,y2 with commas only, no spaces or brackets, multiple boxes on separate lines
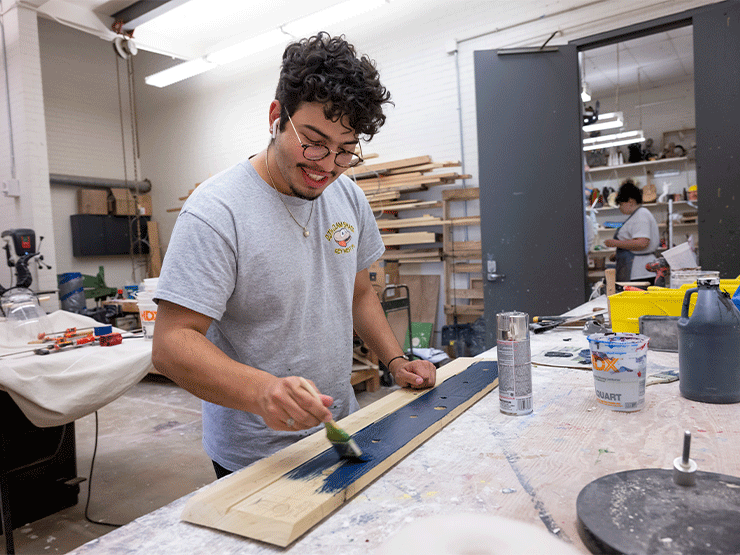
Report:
386,354,410,368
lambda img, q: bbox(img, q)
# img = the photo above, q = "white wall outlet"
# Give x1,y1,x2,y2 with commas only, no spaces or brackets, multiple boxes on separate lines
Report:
2,179,20,198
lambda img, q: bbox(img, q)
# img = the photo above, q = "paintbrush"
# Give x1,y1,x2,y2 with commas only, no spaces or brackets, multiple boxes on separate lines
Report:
297,378,363,459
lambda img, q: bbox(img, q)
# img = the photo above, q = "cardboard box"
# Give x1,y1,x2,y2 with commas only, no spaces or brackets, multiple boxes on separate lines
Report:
368,260,400,296
368,261,384,287
77,189,109,215
108,188,137,216
136,193,152,216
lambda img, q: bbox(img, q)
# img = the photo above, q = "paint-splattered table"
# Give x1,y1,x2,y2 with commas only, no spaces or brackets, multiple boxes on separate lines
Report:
67,328,740,555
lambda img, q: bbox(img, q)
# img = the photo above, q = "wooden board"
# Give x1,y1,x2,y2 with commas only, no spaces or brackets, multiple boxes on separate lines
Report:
444,304,484,315
365,190,400,203
357,171,424,186
181,358,498,547
381,248,443,262
370,199,442,212
381,231,438,246
347,155,432,178
375,215,445,229
147,220,162,277
384,161,460,175
446,240,482,258
442,187,479,201
398,274,440,324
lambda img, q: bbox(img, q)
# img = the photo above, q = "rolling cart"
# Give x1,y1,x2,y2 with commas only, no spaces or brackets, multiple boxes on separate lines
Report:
380,284,414,386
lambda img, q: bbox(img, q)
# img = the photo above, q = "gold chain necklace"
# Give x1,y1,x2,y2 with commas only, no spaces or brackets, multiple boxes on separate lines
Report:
265,147,314,237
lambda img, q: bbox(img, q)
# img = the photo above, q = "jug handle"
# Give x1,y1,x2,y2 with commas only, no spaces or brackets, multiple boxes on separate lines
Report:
681,287,699,319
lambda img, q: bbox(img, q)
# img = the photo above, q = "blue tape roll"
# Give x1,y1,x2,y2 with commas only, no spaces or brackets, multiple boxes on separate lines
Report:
94,325,112,336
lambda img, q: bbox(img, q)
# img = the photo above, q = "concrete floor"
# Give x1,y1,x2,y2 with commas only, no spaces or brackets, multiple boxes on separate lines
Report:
3,374,396,555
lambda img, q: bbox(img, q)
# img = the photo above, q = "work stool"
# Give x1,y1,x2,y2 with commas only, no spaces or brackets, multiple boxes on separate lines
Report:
380,284,414,386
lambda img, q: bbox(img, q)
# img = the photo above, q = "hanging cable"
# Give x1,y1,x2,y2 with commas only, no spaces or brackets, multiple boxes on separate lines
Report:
615,42,620,113
84,411,124,527
127,54,149,279
115,48,149,283
637,67,643,130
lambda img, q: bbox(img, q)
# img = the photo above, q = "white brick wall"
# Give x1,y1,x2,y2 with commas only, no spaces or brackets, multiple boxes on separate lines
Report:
0,2,57,308
39,18,145,292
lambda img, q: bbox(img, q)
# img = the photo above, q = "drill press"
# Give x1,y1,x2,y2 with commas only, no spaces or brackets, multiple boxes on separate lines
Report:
1,228,52,298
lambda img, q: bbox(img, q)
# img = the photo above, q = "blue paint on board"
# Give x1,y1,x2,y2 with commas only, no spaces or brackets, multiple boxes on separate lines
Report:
285,360,498,494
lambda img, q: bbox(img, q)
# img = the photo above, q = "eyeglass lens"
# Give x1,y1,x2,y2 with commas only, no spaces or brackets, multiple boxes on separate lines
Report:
284,110,361,168
302,145,359,167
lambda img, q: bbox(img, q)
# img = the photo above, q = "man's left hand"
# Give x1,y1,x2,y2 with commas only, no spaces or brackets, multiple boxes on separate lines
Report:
390,358,436,389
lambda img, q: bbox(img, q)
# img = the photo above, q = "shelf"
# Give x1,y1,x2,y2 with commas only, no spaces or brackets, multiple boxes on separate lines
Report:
586,157,690,173
589,248,616,257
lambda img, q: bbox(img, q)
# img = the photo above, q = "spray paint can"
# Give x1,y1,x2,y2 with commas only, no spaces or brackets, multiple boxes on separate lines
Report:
497,311,533,415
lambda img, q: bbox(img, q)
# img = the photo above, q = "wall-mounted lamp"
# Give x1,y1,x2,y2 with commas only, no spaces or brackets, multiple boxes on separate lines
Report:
580,82,591,102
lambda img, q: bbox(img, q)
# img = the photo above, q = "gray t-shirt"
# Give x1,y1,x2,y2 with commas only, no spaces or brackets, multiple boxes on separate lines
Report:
155,158,385,470
616,206,660,280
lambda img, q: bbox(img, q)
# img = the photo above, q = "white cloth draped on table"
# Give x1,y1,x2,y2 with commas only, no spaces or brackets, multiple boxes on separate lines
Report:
0,311,153,427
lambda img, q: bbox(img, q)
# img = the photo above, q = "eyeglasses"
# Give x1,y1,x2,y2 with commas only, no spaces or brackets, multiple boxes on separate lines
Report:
285,113,363,168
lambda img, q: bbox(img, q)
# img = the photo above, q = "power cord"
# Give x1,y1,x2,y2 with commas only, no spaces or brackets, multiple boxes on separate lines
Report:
84,411,124,527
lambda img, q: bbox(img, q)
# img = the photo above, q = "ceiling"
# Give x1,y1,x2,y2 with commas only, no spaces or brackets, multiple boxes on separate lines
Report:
582,25,694,97
33,0,694,92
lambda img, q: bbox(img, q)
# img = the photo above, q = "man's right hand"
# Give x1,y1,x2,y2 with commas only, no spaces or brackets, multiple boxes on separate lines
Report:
259,376,334,431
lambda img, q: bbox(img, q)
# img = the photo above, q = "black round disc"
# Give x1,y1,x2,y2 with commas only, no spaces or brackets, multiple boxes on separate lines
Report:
577,468,740,554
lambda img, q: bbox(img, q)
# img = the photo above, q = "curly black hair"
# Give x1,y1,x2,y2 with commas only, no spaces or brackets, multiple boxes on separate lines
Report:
275,32,392,141
616,178,643,204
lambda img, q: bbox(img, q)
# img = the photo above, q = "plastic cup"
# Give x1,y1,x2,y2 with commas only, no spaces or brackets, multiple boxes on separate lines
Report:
587,333,649,412
143,278,159,292
137,301,157,340
135,290,154,302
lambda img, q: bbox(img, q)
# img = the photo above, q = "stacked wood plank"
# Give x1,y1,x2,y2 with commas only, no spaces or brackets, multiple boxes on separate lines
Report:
350,155,469,206
351,156,470,264
443,188,484,323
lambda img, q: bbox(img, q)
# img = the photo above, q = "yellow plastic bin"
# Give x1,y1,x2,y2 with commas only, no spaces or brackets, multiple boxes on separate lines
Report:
609,279,740,333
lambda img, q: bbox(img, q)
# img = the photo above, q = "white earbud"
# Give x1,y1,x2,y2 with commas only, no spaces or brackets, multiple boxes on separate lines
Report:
271,119,279,139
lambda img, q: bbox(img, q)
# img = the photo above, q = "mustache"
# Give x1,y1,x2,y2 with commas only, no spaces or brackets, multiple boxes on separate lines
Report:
297,163,336,179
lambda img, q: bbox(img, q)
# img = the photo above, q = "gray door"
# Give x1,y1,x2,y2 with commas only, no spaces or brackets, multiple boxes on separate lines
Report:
693,1,740,277
475,46,586,349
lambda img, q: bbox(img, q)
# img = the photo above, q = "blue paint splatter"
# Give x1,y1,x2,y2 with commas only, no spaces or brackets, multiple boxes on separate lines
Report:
286,361,499,493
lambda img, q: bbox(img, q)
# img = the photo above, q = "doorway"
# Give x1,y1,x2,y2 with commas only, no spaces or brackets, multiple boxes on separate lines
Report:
580,26,698,289
573,0,740,279
476,1,740,346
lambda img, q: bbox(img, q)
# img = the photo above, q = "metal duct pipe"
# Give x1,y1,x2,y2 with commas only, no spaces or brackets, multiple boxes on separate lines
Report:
50,174,152,194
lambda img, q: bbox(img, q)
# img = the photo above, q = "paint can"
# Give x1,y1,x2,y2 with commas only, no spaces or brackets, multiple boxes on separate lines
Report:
587,333,649,412
496,311,533,415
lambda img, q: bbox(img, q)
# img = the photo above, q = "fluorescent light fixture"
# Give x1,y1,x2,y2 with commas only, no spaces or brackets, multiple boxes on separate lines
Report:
580,82,591,102
145,57,217,88
583,130,645,151
145,0,391,87
207,29,289,66
583,112,623,132
655,170,680,178
283,0,388,36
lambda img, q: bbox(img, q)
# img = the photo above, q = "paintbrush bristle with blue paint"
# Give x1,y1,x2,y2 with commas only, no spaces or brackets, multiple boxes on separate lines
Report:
298,378,363,459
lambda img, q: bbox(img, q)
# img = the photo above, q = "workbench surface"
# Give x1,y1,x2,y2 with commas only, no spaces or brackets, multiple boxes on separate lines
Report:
68,327,740,554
